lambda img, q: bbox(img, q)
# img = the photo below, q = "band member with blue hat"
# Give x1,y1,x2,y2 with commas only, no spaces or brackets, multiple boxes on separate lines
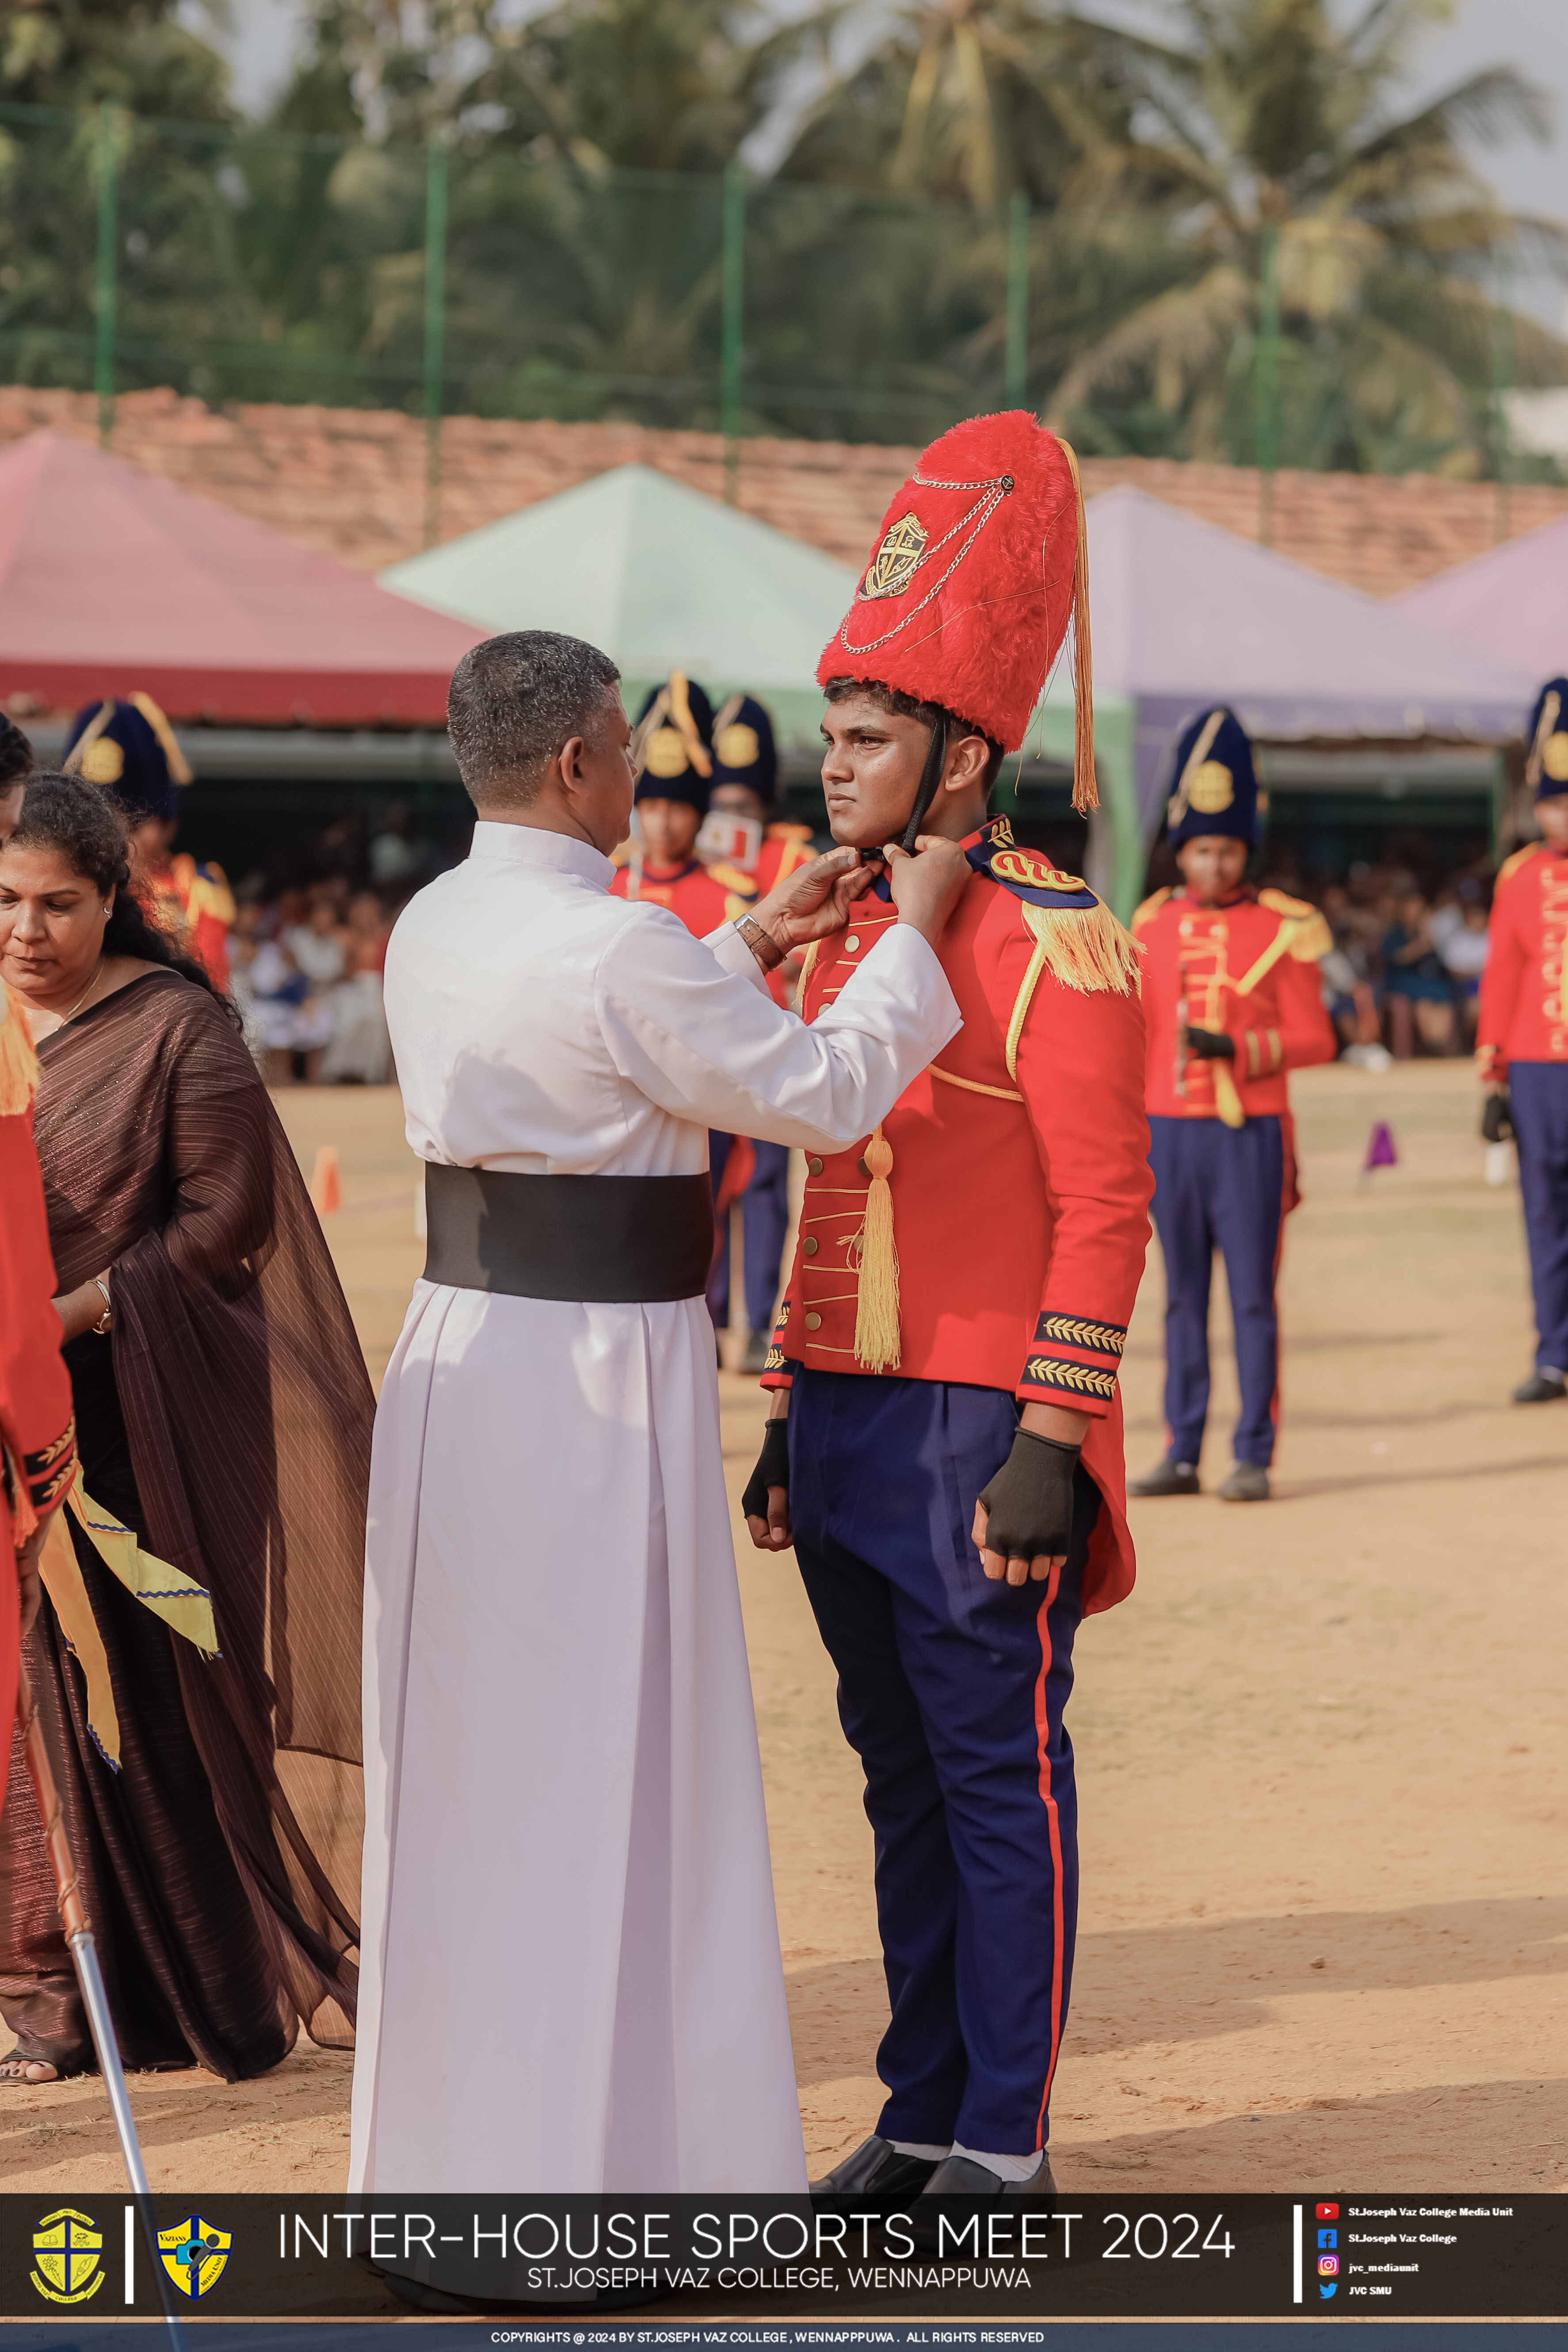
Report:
1478,676,1568,1403
1129,707,1335,1502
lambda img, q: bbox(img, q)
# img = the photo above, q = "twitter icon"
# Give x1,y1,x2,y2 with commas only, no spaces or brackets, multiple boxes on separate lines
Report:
1320,2284,1337,2301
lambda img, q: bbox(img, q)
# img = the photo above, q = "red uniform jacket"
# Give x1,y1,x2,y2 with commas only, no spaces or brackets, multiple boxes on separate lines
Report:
145,854,234,990
0,989,77,1797
1133,886,1335,1123
610,858,754,937
1476,844,1568,1083
752,822,816,897
762,820,1152,1616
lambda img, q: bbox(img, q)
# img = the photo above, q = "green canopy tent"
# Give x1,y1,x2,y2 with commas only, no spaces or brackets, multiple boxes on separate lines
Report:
380,462,859,748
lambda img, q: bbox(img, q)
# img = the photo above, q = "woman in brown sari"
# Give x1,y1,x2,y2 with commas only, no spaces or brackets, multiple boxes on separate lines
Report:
0,774,371,2082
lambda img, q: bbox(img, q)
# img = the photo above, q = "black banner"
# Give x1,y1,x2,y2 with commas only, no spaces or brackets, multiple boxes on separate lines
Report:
0,2195,1559,2323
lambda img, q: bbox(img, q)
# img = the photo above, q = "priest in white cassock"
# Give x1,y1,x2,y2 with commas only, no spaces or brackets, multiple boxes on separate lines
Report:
350,631,969,2199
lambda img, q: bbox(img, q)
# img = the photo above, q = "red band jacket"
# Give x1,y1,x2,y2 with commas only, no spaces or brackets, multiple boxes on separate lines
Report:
1476,844,1568,1084
1133,886,1335,1124
762,820,1152,1616
610,858,755,938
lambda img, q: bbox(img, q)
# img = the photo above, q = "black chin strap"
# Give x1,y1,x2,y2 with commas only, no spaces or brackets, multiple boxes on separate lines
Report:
900,718,949,855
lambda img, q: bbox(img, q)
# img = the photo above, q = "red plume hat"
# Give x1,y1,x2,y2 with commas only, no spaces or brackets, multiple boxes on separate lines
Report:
818,409,1096,812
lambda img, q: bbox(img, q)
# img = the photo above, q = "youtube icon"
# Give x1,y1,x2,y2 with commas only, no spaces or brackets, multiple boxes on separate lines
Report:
1316,2203,1340,2219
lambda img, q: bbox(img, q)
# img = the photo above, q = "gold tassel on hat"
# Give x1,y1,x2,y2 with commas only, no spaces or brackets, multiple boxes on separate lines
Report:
850,1127,901,1372
1057,439,1098,817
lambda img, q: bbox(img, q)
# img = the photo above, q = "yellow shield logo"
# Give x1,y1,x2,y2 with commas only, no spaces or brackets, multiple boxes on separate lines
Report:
31,2208,104,2304
1187,759,1236,814
158,2214,232,2299
858,511,928,601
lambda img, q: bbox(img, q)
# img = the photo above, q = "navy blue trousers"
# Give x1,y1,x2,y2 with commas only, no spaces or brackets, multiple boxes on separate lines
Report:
788,1368,1095,2154
1511,1062,1568,1374
709,1138,792,1331
1148,1113,1286,1468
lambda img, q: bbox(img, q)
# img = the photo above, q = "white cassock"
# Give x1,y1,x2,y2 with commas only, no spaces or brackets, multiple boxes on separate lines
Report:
350,822,960,2194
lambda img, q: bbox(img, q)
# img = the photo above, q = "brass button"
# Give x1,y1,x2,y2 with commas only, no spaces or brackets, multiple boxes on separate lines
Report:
845,933,861,953
803,1235,819,1255
805,1312,822,1332
1179,918,1193,936
807,1156,824,1176
1213,920,1228,940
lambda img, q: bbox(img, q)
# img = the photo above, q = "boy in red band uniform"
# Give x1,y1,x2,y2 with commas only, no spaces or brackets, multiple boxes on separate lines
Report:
0,982,77,1804
1129,707,1334,1503
1478,676,1568,1403
741,411,1152,2219
698,695,816,1367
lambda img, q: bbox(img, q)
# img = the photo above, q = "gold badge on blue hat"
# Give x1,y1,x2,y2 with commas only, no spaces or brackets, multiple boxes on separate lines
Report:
158,2214,233,2298
31,2207,105,2303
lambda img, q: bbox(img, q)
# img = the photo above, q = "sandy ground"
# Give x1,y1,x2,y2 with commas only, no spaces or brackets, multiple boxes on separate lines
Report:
3,1060,1562,2196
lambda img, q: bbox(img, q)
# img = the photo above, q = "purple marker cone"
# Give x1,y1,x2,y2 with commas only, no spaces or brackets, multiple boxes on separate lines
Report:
1363,1119,1397,1172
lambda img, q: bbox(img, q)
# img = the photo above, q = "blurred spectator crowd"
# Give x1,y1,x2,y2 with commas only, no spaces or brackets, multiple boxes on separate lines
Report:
1304,861,1493,1066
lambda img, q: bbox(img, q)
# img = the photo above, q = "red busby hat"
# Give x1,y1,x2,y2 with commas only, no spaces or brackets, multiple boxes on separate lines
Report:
818,409,1096,813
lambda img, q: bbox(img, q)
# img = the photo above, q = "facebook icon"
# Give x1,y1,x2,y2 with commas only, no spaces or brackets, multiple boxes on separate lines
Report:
1318,2228,1338,2248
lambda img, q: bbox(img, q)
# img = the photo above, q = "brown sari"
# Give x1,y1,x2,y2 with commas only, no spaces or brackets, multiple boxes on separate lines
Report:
0,969,371,2077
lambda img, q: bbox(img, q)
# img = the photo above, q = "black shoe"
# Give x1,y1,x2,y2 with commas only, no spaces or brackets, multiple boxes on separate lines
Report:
1513,1369,1567,1404
810,2134,941,2207
1127,1457,1200,1497
908,2151,1057,2252
1218,1460,1270,1502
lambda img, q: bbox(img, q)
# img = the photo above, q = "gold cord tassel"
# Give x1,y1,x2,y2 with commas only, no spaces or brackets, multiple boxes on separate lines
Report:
0,981,38,1116
850,1126,901,1372
1057,438,1098,817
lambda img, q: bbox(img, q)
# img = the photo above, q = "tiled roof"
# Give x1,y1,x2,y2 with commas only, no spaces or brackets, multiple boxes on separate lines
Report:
3,382,1564,598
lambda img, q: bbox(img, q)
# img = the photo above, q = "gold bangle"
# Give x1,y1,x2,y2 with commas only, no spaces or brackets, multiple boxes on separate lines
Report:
90,1277,112,1337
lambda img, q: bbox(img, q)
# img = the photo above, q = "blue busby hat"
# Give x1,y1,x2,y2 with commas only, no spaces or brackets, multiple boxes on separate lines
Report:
632,673,715,813
1525,678,1568,799
61,693,191,823
709,693,778,807
1165,706,1259,848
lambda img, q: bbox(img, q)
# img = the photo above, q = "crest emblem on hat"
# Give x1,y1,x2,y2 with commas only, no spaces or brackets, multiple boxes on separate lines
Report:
715,721,760,769
31,2209,105,2303
1187,760,1236,814
858,512,928,602
643,725,691,779
79,737,126,786
1545,734,1568,782
158,2215,233,2299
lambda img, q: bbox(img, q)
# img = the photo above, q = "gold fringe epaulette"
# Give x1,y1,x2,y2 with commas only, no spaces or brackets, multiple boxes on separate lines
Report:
1259,888,1333,962
1496,844,1541,888
1131,886,1172,934
0,981,38,1117
1005,898,1144,1081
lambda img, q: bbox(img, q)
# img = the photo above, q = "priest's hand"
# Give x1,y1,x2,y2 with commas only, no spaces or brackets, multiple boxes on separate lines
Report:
742,1413,792,1550
751,847,878,956
884,835,973,944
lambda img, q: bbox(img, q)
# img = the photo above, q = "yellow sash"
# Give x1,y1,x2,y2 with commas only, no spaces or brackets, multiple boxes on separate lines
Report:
37,1467,219,1771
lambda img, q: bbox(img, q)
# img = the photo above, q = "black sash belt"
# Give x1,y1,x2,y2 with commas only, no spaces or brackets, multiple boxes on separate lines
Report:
422,1162,715,1303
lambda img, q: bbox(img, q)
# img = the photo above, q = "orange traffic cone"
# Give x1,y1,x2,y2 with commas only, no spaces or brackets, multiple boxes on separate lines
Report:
309,1144,342,1214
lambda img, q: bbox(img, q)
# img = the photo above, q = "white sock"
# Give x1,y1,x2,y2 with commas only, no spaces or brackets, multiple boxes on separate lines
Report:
890,2140,950,2160
951,2142,1042,2183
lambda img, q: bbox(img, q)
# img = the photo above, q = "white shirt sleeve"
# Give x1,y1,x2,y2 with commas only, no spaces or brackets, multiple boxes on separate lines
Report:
596,903,961,1150
703,920,774,998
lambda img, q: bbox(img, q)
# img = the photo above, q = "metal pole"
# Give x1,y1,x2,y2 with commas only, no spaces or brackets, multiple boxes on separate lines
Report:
721,159,745,505
422,142,448,551
94,101,119,449
1256,220,1280,546
1005,187,1029,406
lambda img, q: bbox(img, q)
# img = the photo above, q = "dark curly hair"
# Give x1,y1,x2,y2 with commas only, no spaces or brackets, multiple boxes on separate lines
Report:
4,771,236,1016
0,715,34,790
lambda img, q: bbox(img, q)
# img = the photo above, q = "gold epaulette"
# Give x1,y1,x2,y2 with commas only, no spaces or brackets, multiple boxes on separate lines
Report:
1259,888,1333,962
1003,894,1144,1081
1496,844,1541,888
706,862,758,898
0,981,38,1117
1131,887,1172,934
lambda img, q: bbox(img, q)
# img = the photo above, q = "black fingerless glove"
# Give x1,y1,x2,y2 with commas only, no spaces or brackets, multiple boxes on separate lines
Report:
1183,1024,1236,1061
977,1428,1080,1561
741,1419,790,1521
1481,1090,1514,1145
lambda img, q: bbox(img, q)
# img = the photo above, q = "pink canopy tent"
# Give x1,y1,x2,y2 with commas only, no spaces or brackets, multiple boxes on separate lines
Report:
1395,511,1568,691
0,431,484,726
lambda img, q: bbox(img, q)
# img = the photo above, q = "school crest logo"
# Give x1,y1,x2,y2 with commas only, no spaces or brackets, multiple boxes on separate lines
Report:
31,2207,105,2303
858,512,927,601
158,2214,233,2298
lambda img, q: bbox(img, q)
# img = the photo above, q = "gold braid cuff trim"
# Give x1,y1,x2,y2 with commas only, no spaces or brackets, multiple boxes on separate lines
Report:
0,982,38,1116
1022,1355,1118,1400
930,1063,1024,1103
1034,1314,1125,1358
1005,901,1144,1080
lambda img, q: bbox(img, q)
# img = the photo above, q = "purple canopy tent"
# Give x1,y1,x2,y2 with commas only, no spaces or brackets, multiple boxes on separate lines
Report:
1394,511,1568,684
1035,489,1532,913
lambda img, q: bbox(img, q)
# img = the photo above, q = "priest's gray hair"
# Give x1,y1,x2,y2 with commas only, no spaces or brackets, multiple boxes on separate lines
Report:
448,630,622,809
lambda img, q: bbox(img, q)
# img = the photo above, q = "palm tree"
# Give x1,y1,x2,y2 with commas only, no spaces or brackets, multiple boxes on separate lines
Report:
1046,0,1568,475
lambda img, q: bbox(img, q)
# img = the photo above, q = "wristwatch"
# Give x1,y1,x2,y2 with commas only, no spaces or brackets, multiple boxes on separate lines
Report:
737,914,785,973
